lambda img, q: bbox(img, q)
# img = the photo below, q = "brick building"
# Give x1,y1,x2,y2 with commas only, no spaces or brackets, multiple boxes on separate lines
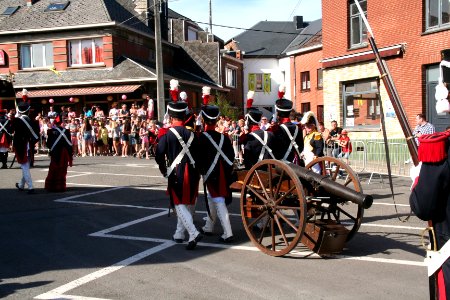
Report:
322,0,450,137
0,0,242,118
285,20,323,121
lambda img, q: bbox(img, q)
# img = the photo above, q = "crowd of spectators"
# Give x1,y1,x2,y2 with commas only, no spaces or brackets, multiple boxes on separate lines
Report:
1,104,353,165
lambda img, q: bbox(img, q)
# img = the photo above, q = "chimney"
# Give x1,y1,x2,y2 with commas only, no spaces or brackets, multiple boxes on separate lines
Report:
293,16,303,30
27,0,35,6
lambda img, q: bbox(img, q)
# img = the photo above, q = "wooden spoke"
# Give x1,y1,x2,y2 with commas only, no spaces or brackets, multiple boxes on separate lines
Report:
274,185,296,205
275,210,298,231
240,160,306,256
305,156,365,242
274,215,289,247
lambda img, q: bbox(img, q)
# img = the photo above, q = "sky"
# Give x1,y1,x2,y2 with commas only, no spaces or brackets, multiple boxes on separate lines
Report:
168,0,322,41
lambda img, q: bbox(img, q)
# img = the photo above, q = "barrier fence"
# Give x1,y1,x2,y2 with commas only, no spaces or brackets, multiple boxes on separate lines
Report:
324,138,411,182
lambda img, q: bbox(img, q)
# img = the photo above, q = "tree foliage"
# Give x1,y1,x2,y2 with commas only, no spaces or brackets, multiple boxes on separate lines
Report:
210,92,241,120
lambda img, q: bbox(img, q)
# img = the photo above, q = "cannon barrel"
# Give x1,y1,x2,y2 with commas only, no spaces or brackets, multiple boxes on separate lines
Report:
287,163,373,209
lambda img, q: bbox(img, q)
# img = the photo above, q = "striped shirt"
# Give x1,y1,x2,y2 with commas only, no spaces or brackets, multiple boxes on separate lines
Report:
413,122,435,145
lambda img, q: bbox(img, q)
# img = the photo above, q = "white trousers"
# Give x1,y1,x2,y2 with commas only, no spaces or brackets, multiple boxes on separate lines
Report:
19,161,33,190
173,204,199,242
202,195,233,239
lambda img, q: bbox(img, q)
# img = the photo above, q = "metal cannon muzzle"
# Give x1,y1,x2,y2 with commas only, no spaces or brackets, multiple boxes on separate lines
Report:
288,163,373,209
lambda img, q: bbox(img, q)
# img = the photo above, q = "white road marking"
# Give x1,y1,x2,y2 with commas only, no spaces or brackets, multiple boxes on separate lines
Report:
34,241,175,300
360,223,425,230
372,202,410,207
66,170,161,178
334,255,425,267
66,173,92,179
55,199,167,211
89,211,168,236
94,232,425,267
35,185,425,299
96,163,153,168
36,293,110,300
55,187,124,201
54,184,423,232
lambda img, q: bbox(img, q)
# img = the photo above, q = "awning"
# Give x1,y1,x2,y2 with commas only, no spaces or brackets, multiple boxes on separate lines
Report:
321,44,404,68
16,84,141,98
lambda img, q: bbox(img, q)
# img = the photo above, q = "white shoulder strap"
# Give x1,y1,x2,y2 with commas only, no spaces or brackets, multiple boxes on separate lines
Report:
280,124,302,161
19,116,38,140
250,131,275,161
203,132,233,182
166,128,195,177
0,120,11,136
50,127,72,152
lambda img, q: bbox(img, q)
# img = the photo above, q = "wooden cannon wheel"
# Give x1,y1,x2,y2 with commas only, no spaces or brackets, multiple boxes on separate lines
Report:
240,159,307,257
305,156,364,241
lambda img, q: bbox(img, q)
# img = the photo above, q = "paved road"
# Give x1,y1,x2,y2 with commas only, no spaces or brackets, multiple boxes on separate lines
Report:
0,154,429,299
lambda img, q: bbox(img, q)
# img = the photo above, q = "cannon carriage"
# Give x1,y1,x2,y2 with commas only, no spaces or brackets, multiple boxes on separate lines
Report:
231,157,373,257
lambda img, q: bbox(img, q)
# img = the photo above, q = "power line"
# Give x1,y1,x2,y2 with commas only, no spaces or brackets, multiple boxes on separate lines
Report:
179,19,322,37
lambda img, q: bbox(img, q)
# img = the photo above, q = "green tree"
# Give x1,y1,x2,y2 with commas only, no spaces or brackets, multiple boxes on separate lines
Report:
210,92,241,120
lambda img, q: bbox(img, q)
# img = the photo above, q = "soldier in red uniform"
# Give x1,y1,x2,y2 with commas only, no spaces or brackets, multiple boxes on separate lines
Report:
0,109,12,169
270,96,304,164
45,116,73,192
13,102,39,194
239,107,276,169
410,131,450,299
197,105,235,243
155,101,202,250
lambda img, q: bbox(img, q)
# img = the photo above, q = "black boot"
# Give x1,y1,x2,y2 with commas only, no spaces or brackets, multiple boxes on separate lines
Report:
0,152,7,169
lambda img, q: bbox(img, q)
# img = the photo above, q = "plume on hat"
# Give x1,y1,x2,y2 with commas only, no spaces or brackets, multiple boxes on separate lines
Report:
436,60,450,114
202,86,211,105
278,84,285,99
169,79,180,102
179,91,191,109
21,88,29,102
246,90,255,109
300,111,319,128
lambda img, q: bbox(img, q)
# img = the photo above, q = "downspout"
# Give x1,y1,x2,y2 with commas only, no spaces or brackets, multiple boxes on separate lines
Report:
293,56,297,110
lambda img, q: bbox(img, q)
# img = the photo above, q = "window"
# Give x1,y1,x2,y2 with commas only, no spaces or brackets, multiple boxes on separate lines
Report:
2,6,19,16
187,26,198,41
69,38,104,66
343,79,380,130
300,71,310,91
226,67,237,88
317,68,323,89
248,73,271,93
20,43,54,69
349,0,367,47
301,102,310,113
45,1,70,12
426,0,450,29
317,105,324,123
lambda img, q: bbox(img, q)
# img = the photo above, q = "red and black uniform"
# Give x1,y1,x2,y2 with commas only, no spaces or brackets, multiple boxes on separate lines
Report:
240,124,276,169
0,113,13,169
12,114,39,165
410,131,450,299
155,121,200,206
45,124,73,192
197,124,235,204
270,117,304,164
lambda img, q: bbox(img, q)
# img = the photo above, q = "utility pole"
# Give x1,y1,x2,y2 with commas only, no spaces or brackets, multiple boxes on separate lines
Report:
209,0,213,35
154,0,165,122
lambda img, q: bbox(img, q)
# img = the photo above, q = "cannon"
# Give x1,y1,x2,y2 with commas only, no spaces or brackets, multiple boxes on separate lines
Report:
232,157,373,257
